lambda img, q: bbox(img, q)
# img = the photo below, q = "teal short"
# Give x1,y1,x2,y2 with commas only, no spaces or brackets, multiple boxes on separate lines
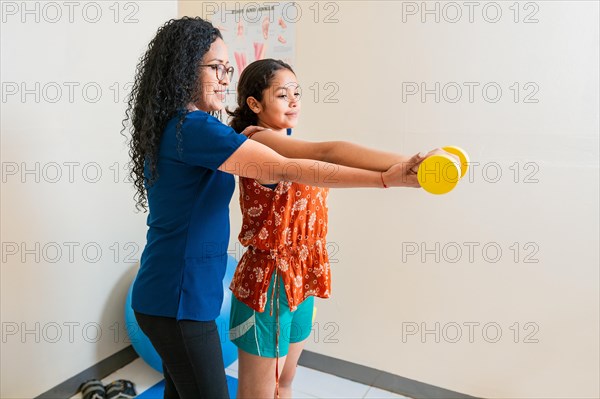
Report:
229,273,314,358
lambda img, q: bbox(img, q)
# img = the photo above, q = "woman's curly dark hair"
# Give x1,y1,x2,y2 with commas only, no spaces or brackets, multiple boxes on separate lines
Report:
121,17,222,211
227,59,294,133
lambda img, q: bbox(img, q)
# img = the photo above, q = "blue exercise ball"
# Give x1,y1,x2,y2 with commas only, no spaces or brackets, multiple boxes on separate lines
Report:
216,255,238,368
125,282,162,372
125,255,239,371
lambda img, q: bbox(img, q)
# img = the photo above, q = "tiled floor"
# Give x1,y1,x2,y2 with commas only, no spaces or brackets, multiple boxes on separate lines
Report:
69,357,412,398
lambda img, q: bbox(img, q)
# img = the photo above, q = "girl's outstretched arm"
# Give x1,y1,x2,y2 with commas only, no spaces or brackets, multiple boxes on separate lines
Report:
244,130,422,171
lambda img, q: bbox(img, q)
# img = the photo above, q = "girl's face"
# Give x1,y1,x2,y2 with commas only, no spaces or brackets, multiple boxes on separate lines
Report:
252,69,301,130
194,37,232,112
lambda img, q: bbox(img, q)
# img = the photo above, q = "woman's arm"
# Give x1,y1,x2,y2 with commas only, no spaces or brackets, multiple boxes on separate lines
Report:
245,130,411,171
218,139,424,188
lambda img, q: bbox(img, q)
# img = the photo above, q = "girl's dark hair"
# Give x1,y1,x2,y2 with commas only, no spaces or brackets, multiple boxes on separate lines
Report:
121,17,222,211
227,59,295,133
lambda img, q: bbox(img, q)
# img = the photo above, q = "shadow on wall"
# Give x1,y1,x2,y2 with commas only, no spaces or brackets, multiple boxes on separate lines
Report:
98,263,140,360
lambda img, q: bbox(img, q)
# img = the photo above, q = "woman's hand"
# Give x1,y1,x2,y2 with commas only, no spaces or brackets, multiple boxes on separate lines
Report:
382,148,462,188
407,148,461,174
382,152,426,188
241,125,270,138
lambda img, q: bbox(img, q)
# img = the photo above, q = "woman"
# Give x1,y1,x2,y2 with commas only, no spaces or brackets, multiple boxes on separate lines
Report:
123,17,429,399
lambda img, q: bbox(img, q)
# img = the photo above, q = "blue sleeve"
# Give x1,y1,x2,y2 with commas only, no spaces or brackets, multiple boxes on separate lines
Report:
179,113,247,170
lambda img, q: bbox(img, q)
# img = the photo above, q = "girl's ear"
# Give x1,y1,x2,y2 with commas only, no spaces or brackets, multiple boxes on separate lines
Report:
246,97,262,114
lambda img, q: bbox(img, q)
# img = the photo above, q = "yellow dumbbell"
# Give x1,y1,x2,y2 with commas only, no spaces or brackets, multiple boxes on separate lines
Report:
417,146,469,195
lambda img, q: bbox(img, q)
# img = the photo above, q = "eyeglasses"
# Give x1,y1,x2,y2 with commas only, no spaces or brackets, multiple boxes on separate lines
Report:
199,64,235,81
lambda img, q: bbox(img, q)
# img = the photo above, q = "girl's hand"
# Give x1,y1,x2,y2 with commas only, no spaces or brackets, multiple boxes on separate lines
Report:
382,152,427,188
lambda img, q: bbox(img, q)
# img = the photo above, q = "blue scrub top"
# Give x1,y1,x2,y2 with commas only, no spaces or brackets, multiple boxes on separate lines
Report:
132,111,247,321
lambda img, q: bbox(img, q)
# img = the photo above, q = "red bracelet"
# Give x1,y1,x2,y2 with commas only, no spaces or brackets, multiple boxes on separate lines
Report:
380,172,388,188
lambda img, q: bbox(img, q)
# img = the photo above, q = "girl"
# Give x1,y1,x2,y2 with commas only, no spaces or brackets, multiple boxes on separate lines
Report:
227,59,455,398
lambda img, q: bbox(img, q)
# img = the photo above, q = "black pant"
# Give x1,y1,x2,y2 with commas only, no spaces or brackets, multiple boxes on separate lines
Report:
134,311,229,399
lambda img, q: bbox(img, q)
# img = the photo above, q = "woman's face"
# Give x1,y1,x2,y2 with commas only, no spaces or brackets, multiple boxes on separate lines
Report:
195,37,231,112
253,69,301,130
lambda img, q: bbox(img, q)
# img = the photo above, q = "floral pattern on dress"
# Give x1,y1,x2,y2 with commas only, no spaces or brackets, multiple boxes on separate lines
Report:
231,176,331,313
242,230,254,242
277,257,289,272
308,213,316,231
253,267,264,283
274,211,282,226
247,205,263,217
275,181,292,194
299,245,309,261
291,198,307,213
258,227,269,240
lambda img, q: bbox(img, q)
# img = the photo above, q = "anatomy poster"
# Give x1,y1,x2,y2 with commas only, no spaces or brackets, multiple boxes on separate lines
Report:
209,2,296,108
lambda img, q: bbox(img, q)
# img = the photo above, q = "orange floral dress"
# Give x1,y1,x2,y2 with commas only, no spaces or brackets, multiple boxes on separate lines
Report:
229,161,332,313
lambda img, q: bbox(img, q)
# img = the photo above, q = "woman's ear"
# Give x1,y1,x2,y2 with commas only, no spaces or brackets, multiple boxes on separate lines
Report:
246,97,262,114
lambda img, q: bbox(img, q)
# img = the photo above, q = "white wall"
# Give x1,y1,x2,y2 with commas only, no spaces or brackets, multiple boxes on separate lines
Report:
182,1,599,398
0,1,177,397
2,1,597,398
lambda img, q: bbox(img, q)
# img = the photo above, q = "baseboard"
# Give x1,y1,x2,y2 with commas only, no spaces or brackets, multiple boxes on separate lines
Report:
34,346,139,399
298,350,481,399
35,346,480,399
